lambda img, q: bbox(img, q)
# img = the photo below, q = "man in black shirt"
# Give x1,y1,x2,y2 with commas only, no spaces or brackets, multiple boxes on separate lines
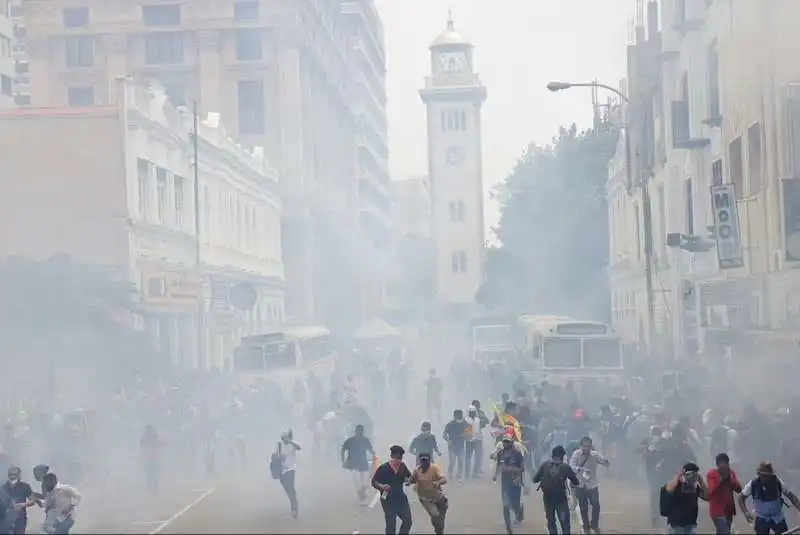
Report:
533,445,580,535
661,462,709,534
493,436,525,534
4,467,31,535
372,445,413,535
443,410,469,481
341,424,375,504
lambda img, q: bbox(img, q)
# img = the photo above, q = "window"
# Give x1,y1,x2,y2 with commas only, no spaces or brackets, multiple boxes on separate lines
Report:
728,136,743,199
14,94,30,105
747,122,762,195
12,25,24,39
142,4,181,26
137,158,150,218
174,175,186,229
0,74,10,96
145,32,184,65
14,61,27,74
163,83,185,107
449,201,457,222
235,29,262,61
707,41,720,119
440,109,467,132
234,1,258,22
450,200,466,221
685,178,694,235
458,201,465,221
9,4,22,18
62,7,89,28
65,36,93,67
237,79,264,135
67,86,93,106
451,251,467,273
712,158,723,186
156,167,167,223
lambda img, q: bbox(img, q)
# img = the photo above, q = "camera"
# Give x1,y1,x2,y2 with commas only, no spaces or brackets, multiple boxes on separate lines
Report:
681,470,698,494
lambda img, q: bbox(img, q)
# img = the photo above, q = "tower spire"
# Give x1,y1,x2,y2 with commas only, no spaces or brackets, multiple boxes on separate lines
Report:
447,9,454,30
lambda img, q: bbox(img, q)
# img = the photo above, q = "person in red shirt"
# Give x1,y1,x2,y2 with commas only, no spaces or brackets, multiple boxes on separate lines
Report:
707,452,742,534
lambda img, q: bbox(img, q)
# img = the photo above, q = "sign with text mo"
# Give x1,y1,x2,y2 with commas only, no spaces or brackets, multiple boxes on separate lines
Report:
710,184,744,269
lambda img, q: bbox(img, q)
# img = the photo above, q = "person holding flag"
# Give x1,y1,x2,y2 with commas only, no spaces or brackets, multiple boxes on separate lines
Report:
490,400,523,444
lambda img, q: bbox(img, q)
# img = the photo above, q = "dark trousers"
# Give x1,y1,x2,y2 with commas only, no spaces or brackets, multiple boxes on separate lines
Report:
279,470,298,515
753,517,788,535
381,497,412,535
711,516,733,534
447,445,464,479
12,515,26,535
421,496,448,535
574,486,600,530
501,482,523,533
54,517,74,535
543,498,571,534
465,441,483,478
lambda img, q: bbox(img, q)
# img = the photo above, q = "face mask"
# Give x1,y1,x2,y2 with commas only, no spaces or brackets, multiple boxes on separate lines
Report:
419,460,431,469
7,478,17,484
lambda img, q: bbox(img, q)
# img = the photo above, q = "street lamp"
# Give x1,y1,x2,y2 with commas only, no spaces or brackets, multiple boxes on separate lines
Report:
546,79,656,353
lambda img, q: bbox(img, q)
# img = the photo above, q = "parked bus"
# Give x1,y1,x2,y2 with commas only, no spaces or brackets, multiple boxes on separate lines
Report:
518,316,624,385
470,313,518,363
232,325,337,396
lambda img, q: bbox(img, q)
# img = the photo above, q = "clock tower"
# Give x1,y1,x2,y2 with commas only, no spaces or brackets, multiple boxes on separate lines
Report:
419,16,487,310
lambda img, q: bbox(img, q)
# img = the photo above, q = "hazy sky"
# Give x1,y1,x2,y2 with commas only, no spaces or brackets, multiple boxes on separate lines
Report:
376,0,637,235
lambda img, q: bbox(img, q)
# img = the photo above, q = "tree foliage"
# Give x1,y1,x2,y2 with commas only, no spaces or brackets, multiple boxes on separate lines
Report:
478,124,618,319
0,256,161,405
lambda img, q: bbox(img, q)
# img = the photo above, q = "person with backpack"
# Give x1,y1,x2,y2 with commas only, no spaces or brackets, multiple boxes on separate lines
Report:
660,462,708,535
737,461,800,535
533,445,580,534
270,431,301,518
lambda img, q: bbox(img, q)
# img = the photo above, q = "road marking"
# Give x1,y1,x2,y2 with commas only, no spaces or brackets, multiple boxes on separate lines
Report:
132,521,167,525
147,487,216,535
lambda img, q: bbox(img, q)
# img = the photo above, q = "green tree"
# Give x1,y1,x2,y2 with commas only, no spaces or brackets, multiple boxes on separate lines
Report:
0,255,161,406
478,124,618,319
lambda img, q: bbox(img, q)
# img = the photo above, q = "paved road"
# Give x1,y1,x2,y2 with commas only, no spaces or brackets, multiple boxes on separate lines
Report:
155,467,665,534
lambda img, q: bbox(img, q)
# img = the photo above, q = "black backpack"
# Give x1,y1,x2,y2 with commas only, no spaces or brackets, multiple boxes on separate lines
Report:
270,443,284,480
539,461,566,493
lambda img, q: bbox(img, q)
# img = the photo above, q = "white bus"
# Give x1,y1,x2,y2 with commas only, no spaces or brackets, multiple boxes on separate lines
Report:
232,325,337,396
518,316,624,385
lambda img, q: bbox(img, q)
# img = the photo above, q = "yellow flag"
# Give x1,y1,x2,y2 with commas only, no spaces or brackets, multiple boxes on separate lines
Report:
489,400,523,442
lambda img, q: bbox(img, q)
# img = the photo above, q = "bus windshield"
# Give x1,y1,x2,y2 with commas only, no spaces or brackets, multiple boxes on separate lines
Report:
541,339,582,368
582,339,623,369
262,341,297,369
474,325,513,346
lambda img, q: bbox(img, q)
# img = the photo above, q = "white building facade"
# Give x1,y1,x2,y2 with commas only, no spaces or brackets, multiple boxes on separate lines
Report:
608,0,800,363
0,0,13,107
120,78,284,371
419,18,487,313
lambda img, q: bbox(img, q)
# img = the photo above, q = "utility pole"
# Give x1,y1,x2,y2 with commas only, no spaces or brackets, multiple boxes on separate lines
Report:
192,101,205,370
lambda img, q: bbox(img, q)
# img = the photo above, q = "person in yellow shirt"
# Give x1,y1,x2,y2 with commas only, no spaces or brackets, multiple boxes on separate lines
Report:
410,452,448,535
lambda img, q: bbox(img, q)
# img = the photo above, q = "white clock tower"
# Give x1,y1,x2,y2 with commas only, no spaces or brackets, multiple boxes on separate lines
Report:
419,16,487,311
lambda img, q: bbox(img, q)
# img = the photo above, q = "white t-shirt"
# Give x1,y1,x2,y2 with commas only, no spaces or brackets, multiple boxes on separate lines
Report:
740,478,790,499
281,443,299,472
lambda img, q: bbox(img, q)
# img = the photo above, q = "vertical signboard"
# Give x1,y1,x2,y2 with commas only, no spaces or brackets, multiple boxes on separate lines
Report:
710,184,744,269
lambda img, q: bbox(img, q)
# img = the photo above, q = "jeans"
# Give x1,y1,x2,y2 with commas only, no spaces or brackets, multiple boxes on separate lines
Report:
668,525,697,535
381,496,412,535
465,441,483,478
574,486,601,530
501,482,523,533
279,470,299,515
544,498,571,534
711,516,733,534
754,517,788,534
12,515,27,535
447,445,465,479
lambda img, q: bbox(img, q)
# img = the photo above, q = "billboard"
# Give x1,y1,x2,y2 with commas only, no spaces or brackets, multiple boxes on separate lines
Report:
710,184,744,269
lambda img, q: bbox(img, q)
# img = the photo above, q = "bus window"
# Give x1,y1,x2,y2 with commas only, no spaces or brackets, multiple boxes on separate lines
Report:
542,339,582,368
233,346,265,372
299,336,328,367
262,342,297,369
582,339,622,368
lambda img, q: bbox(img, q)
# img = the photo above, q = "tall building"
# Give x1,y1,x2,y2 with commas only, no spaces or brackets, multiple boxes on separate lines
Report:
21,0,384,331
419,17,487,313
342,0,392,321
7,0,26,105
0,0,13,106
0,78,284,370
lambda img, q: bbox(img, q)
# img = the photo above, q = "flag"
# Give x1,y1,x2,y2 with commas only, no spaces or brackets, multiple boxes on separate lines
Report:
489,400,522,442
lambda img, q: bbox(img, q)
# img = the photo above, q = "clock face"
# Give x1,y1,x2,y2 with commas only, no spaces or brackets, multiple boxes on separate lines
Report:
445,146,464,165
438,52,466,74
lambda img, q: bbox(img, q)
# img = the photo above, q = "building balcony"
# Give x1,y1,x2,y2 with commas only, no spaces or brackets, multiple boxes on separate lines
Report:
671,100,709,150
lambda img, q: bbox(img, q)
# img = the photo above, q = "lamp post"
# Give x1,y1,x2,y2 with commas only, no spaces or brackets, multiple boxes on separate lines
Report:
191,101,206,370
547,80,657,350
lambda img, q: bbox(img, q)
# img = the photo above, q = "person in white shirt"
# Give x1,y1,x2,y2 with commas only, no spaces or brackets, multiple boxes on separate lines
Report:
40,472,80,534
569,436,609,534
277,431,301,518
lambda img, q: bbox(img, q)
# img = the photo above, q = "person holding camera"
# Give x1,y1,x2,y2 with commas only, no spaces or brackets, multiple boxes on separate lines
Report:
660,462,709,535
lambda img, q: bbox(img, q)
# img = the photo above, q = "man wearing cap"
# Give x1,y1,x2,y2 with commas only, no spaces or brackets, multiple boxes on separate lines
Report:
738,461,800,535
3,467,32,534
372,445,413,535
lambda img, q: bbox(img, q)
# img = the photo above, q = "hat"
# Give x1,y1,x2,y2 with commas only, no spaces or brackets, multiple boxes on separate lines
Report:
757,462,775,476
389,445,405,457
